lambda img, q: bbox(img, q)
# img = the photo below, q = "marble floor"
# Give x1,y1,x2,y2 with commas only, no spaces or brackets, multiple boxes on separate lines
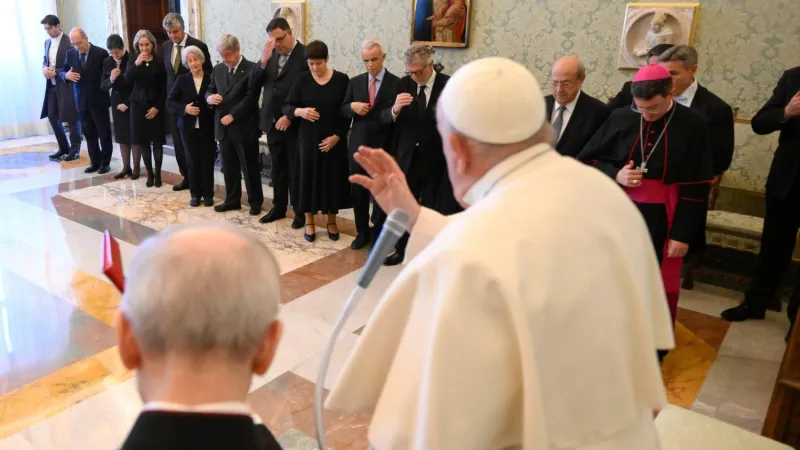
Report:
0,136,791,449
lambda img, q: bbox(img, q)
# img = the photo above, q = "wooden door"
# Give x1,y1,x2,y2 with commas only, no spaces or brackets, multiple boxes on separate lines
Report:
125,0,173,55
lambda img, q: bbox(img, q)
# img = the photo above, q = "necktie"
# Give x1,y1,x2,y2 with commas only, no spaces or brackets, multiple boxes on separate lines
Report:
368,77,377,107
278,56,286,74
80,52,87,68
173,44,182,73
228,67,234,84
417,85,428,117
552,105,566,144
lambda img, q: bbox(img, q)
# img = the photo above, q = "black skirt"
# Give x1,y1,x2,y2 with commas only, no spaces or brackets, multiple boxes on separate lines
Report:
130,100,166,145
111,106,131,145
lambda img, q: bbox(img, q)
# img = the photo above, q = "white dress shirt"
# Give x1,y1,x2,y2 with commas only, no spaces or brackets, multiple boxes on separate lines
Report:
392,69,437,121
143,401,263,424
48,33,63,85
551,90,581,142
193,75,203,128
171,34,189,71
674,78,699,107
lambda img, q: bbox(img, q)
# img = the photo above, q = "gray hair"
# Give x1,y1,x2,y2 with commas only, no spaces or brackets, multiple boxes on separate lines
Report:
132,29,157,55
69,27,87,39
658,44,699,68
162,12,185,31
120,222,281,359
403,44,434,67
361,39,383,54
217,34,240,54
182,45,205,68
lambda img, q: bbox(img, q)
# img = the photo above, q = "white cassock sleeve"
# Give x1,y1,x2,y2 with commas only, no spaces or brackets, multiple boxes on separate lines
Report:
404,207,456,262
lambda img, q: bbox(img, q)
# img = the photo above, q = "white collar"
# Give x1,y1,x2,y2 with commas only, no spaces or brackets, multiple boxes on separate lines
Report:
51,32,63,42
370,67,386,82
675,79,698,106
462,143,554,206
419,69,436,92
283,40,298,58
555,89,581,113
178,34,188,47
230,55,244,72
143,401,263,425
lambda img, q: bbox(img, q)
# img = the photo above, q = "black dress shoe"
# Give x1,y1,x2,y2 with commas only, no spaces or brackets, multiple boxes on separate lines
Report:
97,165,111,175
304,225,316,242
131,171,140,180
49,150,68,160
214,203,241,213
172,179,189,191
721,302,766,322
146,174,155,188
291,215,305,230
327,227,340,241
154,175,162,188
84,165,100,173
249,207,261,216
64,152,81,162
350,233,371,250
202,198,214,207
384,251,404,266
114,169,132,179
189,197,200,207
259,208,287,224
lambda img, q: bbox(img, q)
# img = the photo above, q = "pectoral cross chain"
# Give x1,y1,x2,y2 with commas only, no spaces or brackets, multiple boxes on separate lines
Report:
637,163,648,174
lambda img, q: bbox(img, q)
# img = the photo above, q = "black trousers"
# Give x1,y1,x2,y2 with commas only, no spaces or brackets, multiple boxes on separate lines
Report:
181,127,216,201
350,151,372,234
46,85,81,153
80,106,112,167
745,178,800,323
168,111,188,178
267,128,298,211
220,137,264,209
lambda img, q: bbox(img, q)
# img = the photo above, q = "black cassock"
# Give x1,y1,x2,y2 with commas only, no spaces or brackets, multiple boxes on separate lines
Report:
284,71,352,214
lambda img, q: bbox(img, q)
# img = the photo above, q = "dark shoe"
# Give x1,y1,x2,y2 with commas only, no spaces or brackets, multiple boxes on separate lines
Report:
114,169,132,179
154,175,162,188
146,174,155,188
172,179,189,191
214,203,241,213
350,233,371,250
64,152,81,162
259,207,287,224
49,150,68,161
202,198,214,207
657,350,669,364
189,197,200,207
767,297,783,312
327,223,340,241
97,165,111,175
384,251,404,266
291,215,305,230
721,302,766,322
304,224,316,242
131,171,140,180
249,207,261,216
84,165,100,173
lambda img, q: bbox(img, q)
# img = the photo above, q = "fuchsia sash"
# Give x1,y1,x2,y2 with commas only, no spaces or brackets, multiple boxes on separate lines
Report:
625,179,681,324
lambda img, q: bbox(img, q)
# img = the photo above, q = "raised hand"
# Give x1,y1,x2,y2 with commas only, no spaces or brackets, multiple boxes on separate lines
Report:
65,68,81,82
616,161,643,188
110,67,121,82
392,93,414,115
785,90,800,119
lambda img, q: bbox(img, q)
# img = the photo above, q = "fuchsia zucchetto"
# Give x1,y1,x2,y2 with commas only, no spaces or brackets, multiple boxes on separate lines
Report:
632,64,672,82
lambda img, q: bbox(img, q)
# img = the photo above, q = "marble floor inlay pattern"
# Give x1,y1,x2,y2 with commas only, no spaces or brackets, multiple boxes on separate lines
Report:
0,137,793,448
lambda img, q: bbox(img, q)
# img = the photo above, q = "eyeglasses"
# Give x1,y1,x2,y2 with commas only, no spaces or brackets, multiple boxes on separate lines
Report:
630,102,664,114
273,32,288,43
406,65,430,77
550,80,574,89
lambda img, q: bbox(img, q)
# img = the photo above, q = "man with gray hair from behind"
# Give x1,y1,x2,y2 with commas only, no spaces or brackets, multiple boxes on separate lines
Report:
117,222,283,450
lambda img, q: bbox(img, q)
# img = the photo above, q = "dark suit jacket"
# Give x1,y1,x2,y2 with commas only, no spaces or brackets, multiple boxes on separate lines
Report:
167,71,214,134
607,81,633,110
752,66,800,200
41,35,79,122
100,52,132,109
250,42,308,138
206,58,261,142
162,36,213,101
691,85,735,175
60,43,110,114
382,72,449,174
545,92,610,158
120,411,282,450
126,54,167,109
341,70,400,156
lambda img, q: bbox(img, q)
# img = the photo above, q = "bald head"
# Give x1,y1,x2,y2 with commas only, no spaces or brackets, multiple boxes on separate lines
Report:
68,27,89,53
550,56,586,105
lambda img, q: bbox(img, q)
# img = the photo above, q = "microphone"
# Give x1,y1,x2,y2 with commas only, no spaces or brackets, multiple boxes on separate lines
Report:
314,208,410,449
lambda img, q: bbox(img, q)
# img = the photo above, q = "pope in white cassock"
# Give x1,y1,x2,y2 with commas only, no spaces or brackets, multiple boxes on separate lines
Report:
326,57,675,449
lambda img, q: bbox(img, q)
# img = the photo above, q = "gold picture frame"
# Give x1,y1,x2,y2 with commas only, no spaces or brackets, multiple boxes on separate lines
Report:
410,0,471,48
618,2,700,70
271,0,307,44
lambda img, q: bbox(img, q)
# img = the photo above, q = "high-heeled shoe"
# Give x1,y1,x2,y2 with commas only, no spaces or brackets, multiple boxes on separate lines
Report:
114,168,132,179
146,173,154,188
304,224,316,242
327,222,340,241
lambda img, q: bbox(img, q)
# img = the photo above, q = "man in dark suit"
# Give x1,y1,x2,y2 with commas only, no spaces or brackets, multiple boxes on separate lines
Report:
722,66,800,330
162,12,213,192
61,27,112,174
251,18,308,229
341,40,400,249
545,56,609,158
39,15,81,161
117,223,283,450
607,43,674,110
206,34,264,216
380,44,461,265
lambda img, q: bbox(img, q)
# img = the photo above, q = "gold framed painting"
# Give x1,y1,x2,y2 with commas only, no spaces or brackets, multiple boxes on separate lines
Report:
618,2,700,69
410,0,471,48
271,0,307,44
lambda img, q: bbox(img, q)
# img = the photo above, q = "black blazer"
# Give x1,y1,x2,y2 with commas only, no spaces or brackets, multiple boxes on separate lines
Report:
60,43,111,113
126,54,167,109
100,52,132,109
691,85,735,175
250,42,309,135
206,58,261,142
162,36,213,97
545,92,610,158
382,72,450,174
607,81,633,110
168,71,214,134
41,35,79,122
752,66,800,200
120,411,282,450
341,70,400,156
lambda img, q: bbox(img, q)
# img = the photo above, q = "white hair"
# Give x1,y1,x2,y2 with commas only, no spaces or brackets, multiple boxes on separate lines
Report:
120,222,281,359
217,34,240,54
361,39,383,54
162,12,185,31
403,43,434,67
182,45,205,68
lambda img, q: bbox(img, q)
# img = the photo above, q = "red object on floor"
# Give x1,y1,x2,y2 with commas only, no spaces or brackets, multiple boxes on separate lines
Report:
102,230,125,293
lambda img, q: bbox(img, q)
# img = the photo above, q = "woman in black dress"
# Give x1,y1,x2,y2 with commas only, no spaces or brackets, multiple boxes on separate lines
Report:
283,40,351,242
100,34,136,179
126,30,166,187
167,45,215,207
